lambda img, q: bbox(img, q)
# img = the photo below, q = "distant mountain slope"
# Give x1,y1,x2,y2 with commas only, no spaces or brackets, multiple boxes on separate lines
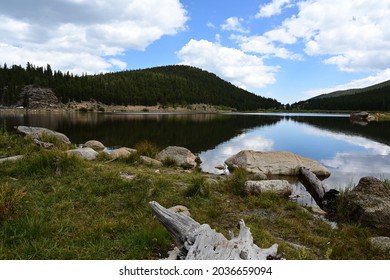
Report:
0,64,281,111
310,80,390,100
293,79,390,111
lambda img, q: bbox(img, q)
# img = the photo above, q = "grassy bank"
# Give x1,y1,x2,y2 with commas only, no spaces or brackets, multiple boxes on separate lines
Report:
0,129,388,259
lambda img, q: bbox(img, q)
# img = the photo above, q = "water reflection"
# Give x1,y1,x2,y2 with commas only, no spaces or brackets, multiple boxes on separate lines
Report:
1,111,389,192
199,131,274,174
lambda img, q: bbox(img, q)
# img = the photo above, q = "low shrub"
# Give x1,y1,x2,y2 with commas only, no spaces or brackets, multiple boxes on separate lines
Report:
135,140,160,158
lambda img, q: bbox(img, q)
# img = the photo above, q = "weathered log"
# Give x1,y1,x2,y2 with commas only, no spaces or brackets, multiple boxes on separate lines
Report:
298,167,339,212
149,201,279,260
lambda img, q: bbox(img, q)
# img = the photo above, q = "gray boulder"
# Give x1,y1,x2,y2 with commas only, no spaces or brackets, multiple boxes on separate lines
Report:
140,155,163,167
156,146,197,169
83,140,105,151
245,180,292,195
15,126,71,144
344,176,390,232
67,147,98,160
225,150,330,178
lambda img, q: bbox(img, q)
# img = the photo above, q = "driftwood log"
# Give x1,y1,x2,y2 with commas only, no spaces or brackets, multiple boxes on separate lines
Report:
298,167,339,212
149,201,279,260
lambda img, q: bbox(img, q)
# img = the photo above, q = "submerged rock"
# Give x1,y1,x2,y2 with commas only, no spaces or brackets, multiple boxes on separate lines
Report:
225,150,330,178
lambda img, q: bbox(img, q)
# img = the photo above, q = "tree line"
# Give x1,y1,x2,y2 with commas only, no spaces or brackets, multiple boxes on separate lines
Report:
292,83,390,111
0,63,281,111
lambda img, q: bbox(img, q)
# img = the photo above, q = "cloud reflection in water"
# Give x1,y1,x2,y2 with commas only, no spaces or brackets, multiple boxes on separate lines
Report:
199,131,274,173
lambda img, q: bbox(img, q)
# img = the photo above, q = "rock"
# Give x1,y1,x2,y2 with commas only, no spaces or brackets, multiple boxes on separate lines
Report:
15,126,71,145
225,150,330,178
345,176,390,232
370,237,390,252
156,146,197,169
83,140,105,151
168,205,191,217
17,85,63,109
245,180,292,195
110,147,136,160
0,155,24,164
33,139,54,149
350,111,369,120
140,155,163,167
67,147,98,160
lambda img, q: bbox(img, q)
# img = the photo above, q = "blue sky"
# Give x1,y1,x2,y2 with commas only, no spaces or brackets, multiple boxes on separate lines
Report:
1,0,390,104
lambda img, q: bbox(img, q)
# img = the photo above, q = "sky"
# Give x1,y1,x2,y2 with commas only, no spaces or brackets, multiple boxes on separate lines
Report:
1,0,390,104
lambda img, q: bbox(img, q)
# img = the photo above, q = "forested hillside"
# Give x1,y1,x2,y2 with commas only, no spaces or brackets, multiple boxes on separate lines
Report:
293,80,390,111
0,63,281,111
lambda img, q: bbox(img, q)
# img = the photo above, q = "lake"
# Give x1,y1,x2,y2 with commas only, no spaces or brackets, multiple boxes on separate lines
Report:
1,110,390,204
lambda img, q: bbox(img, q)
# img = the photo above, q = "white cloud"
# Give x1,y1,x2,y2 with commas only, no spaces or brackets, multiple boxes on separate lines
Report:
281,0,390,72
305,69,390,98
0,0,188,74
221,17,249,33
232,34,301,60
177,39,279,89
256,0,292,18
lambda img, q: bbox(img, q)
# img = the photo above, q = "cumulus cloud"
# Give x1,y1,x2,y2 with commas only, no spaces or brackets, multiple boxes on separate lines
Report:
281,0,390,72
177,39,279,89
0,0,188,74
232,33,301,60
221,17,249,33
256,0,292,18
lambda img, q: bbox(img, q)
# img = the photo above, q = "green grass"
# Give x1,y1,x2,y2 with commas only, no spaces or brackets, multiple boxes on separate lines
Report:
0,129,388,260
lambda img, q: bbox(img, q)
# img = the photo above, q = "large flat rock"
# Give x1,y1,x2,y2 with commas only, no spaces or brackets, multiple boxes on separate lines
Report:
225,150,330,178
15,126,71,144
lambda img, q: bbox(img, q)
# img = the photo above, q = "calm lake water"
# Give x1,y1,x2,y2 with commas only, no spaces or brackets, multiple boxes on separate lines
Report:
1,111,390,204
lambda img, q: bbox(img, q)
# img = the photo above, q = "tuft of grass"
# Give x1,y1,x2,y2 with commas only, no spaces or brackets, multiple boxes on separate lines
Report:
135,140,160,158
184,175,210,198
225,167,247,196
161,157,177,167
0,182,26,222
37,132,72,150
0,124,37,157
383,179,390,190
7,150,84,178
